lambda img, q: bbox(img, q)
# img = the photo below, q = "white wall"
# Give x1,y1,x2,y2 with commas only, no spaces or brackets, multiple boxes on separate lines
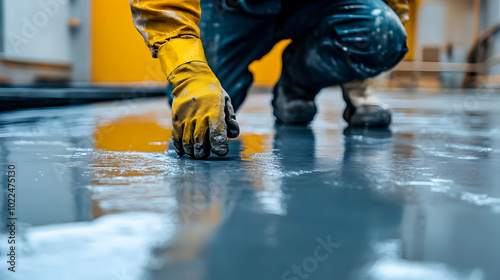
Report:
3,0,71,64
418,0,474,62
418,2,445,58
417,0,476,87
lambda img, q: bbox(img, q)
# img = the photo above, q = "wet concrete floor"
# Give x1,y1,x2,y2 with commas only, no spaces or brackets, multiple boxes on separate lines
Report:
1,88,500,280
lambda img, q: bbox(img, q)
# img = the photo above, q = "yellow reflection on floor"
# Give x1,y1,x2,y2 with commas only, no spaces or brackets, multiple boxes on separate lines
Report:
240,134,266,161
91,114,172,218
94,115,171,152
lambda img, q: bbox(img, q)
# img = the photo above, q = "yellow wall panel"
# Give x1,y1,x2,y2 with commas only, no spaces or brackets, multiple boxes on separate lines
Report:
91,0,166,82
404,0,420,61
249,40,291,87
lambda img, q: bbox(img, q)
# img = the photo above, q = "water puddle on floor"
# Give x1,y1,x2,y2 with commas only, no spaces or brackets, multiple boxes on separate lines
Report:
1,91,500,279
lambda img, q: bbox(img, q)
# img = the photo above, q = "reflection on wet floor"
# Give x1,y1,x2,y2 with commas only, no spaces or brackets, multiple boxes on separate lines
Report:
1,89,500,280
94,115,171,152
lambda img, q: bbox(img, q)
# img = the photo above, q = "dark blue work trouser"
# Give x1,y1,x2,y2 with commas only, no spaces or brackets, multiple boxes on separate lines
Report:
167,0,409,111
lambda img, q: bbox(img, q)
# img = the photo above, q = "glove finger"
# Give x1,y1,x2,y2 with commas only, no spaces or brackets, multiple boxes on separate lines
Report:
172,122,185,156
193,120,211,160
209,119,229,157
182,120,196,158
224,93,240,138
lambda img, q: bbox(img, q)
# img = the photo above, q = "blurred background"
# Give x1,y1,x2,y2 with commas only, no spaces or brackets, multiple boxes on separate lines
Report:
1,0,500,109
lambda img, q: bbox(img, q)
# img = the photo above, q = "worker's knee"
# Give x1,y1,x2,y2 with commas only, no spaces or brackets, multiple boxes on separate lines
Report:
366,8,408,72
322,4,408,78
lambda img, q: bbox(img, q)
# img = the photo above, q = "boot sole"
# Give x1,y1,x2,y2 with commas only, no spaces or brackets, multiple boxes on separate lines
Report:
274,99,316,125
344,105,392,127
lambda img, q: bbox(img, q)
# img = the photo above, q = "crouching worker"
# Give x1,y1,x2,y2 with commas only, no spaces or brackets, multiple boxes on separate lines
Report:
130,0,409,159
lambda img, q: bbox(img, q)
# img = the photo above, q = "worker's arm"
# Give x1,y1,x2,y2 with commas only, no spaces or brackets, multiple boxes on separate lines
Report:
130,0,240,159
383,0,409,23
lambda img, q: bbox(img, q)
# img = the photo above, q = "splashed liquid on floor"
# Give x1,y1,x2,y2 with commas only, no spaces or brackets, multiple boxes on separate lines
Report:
1,88,500,280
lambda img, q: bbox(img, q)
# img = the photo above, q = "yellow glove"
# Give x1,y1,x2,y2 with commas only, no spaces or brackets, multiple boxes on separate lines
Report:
159,37,240,159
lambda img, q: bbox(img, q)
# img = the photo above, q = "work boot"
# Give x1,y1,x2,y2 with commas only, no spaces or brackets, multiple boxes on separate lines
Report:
341,80,392,127
272,77,317,125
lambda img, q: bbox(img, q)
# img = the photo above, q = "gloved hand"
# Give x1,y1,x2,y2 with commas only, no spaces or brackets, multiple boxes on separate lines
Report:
159,37,240,159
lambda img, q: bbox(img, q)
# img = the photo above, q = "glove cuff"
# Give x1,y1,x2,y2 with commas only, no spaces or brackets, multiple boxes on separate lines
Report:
158,37,208,78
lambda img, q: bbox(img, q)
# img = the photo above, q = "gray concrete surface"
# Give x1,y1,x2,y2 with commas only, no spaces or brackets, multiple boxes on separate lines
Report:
1,88,500,280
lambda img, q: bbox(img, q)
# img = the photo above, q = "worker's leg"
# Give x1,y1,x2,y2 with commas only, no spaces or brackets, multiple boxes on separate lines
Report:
273,0,408,125
168,0,278,111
